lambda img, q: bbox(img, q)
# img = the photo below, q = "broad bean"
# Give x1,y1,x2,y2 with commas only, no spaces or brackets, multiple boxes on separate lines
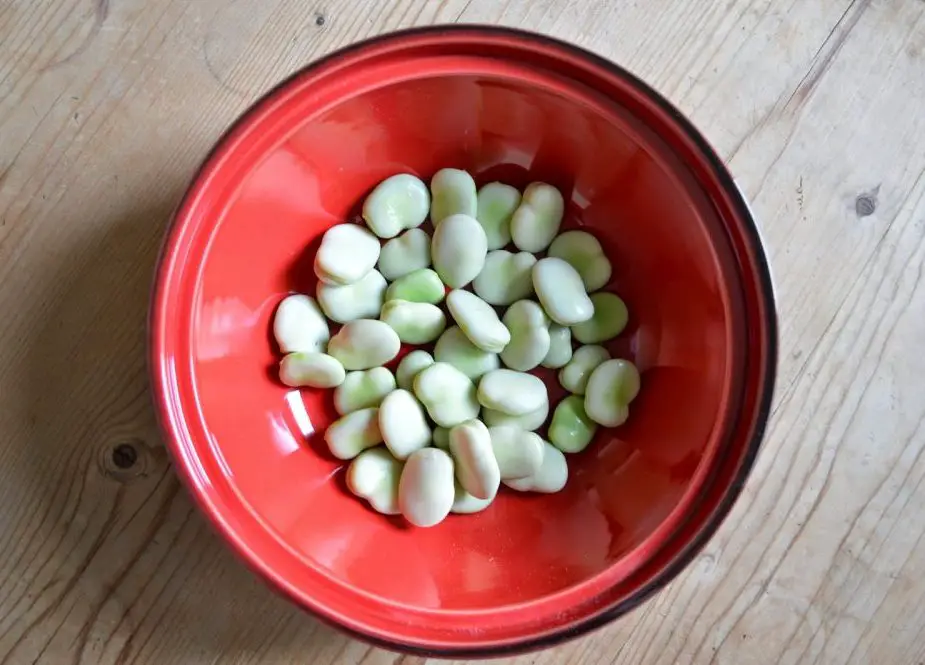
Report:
396,350,434,391
542,324,573,369
346,447,403,515
571,293,629,344
379,389,431,460
362,173,430,239
430,168,477,224
532,257,593,326
314,223,380,285
399,448,455,527
584,359,640,427
412,362,480,427
477,369,547,416
500,300,550,371
503,441,568,493
558,345,610,395
384,268,445,305
328,319,401,370
377,228,431,280
472,250,536,306
547,230,612,292
510,182,564,252
380,300,446,344
279,352,345,388
334,367,395,415
451,483,493,514
324,408,383,460
475,182,521,249
317,269,386,323
449,419,500,500
488,426,544,479
482,402,549,431
549,395,598,453
433,326,499,380
446,289,510,353
431,214,487,288
273,294,329,353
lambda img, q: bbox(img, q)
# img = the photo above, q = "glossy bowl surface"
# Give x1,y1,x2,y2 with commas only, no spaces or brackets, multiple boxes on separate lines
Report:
150,26,776,657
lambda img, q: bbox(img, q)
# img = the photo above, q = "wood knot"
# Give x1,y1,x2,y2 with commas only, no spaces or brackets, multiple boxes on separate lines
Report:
99,438,149,482
855,186,880,218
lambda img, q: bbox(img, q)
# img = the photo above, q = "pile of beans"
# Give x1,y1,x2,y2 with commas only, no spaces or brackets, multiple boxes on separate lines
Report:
272,169,640,527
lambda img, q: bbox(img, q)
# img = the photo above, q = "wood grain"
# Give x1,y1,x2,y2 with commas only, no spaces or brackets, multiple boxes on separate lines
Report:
1,0,924,663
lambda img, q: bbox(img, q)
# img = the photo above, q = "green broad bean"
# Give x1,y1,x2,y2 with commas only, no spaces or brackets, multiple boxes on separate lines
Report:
384,268,445,305
380,300,446,344
549,395,598,453
571,293,629,344
476,182,521,249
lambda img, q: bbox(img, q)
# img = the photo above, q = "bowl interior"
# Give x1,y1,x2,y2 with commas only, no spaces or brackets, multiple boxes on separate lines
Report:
155,30,762,652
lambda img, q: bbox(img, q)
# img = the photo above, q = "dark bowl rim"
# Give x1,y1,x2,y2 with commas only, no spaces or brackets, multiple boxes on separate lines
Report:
148,23,778,659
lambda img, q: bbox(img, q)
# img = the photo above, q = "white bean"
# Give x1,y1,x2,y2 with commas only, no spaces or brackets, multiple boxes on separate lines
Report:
488,426,544,479
510,182,564,252
380,300,446,344
532,257,593,325
500,300,550,371
379,389,431,460
317,269,386,323
395,351,434,392
472,250,537,306
328,319,401,370
273,294,329,353
346,447,403,515
324,408,383,460
446,289,510,353
584,359,641,427
558,345,610,395
279,352,345,388
547,230,612,292
412,362,480,427
334,367,396,415
504,441,568,493
399,448,455,527
314,224,380,285
449,419,500,500
476,182,521,249
430,168,477,224
377,228,431,280
477,369,547,416
362,174,430,239
431,214,488,288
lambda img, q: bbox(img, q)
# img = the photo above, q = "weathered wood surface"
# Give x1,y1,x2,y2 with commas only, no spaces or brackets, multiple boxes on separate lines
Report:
1,0,924,663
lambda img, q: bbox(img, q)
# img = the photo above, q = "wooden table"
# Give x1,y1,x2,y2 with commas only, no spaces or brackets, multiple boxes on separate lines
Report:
2,0,924,663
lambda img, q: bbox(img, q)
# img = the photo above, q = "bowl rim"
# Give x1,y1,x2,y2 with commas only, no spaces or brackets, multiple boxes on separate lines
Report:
149,23,778,658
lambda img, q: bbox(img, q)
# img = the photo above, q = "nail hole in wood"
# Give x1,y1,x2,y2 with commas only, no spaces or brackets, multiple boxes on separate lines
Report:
315,13,326,26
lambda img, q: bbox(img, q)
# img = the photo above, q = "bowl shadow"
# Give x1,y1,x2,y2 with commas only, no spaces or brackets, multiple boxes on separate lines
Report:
1,199,355,662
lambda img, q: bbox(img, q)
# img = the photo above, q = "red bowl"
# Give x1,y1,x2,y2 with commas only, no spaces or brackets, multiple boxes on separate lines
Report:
150,26,776,657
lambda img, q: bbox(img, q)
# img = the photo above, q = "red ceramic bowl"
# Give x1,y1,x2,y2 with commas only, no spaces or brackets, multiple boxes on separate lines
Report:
150,26,776,657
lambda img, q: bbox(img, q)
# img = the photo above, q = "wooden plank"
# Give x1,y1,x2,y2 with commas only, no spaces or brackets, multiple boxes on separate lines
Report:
0,0,923,663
